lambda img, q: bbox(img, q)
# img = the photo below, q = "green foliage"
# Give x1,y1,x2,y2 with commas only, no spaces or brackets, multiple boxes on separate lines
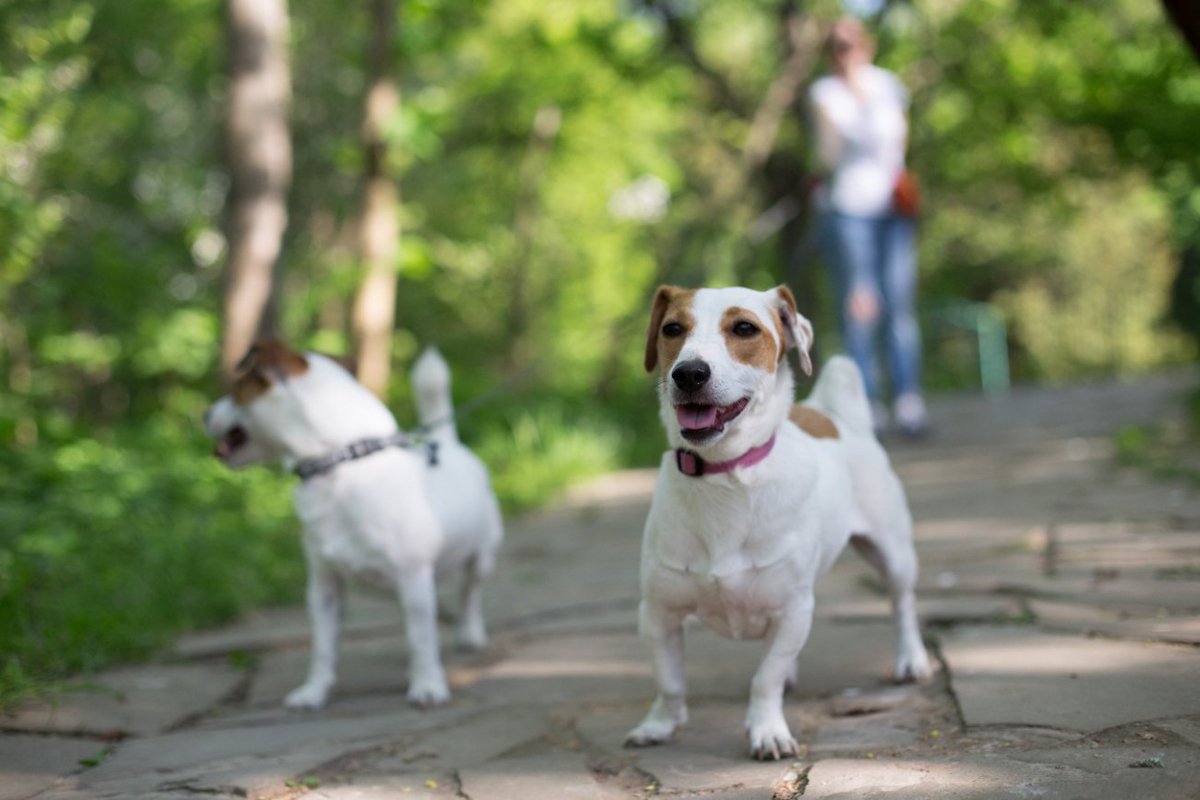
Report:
891,0,1200,377
0,419,300,702
473,400,625,512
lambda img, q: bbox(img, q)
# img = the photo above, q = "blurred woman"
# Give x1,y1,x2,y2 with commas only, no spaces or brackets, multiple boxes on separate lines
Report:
808,17,927,437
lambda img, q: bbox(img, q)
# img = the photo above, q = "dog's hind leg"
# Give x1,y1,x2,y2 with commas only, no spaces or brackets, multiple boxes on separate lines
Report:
398,565,451,706
456,555,489,650
850,531,932,683
286,557,344,709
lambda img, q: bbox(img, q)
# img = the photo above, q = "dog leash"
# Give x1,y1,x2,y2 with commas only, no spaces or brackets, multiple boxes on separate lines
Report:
293,362,539,481
292,433,440,481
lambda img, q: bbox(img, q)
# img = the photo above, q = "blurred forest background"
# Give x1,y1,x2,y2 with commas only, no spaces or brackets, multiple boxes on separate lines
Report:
2,0,1198,699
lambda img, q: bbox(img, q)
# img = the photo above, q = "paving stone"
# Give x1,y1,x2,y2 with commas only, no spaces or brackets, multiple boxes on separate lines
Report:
0,663,244,737
514,617,904,723
1154,717,1200,747
823,594,1023,625
248,633,413,707
457,753,630,800
1030,598,1200,645
0,734,103,800
52,703,472,798
300,775,448,798
802,749,1200,800
1019,575,1200,615
940,626,1200,731
808,710,926,756
174,590,402,660
577,703,803,791
826,685,920,717
375,706,550,770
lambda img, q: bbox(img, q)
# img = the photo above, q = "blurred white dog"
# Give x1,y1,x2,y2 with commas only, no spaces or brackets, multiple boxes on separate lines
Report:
205,342,503,708
626,285,931,760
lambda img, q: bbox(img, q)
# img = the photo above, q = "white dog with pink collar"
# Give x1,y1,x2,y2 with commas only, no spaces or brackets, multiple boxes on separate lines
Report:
625,284,931,760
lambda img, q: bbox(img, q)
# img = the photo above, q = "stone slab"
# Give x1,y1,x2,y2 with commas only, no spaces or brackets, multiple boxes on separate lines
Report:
457,753,631,800
803,749,1200,800
290,775,447,798
174,590,402,660
0,734,103,800
0,663,244,737
823,595,1022,625
247,634,413,707
1030,599,1200,645
377,705,550,770
576,703,804,792
940,626,1200,731
472,617,902,717
52,702,472,798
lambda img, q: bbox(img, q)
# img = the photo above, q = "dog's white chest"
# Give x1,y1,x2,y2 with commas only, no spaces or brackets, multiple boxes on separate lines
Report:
692,567,776,640
645,469,823,641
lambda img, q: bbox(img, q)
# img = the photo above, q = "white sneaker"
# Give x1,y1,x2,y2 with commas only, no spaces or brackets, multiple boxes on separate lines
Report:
893,392,928,437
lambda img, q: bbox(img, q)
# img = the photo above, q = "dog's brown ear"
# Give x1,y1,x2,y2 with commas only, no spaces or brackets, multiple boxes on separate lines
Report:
644,285,678,372
774,285,813,376
252,340,310,381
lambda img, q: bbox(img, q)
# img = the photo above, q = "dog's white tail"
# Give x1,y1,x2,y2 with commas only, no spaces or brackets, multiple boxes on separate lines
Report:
412,347,457,441
807,355,874,436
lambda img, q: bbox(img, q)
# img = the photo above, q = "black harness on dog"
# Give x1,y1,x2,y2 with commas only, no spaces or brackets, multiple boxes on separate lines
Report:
292,432,440,481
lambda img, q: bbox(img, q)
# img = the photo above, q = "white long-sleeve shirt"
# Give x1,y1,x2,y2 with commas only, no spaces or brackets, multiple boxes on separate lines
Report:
808,64,909,218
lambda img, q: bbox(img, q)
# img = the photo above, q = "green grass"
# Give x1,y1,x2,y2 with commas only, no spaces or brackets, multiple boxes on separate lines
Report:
0,419,303,706
474,399,626,513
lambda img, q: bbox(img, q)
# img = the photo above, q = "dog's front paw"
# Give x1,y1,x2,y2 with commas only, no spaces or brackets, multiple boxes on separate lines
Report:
284,681,331,710
748,728,799,761
406,674,451,708
625,696,688,748
894,645,933,684
746,708,798,761
624,717,678,748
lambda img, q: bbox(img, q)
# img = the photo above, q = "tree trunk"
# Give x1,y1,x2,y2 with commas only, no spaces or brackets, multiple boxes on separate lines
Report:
350,0,401,397
221,0,292,379
1161,0,1200,60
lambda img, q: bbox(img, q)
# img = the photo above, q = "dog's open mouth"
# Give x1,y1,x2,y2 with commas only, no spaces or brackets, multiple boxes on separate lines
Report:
675,398,749,442
214,426,249,460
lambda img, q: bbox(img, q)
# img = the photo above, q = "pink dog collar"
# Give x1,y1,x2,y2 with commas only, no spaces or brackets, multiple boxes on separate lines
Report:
675,434,777,477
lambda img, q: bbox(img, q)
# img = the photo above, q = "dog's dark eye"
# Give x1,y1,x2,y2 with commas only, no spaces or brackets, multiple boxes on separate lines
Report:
732,320,759,338
662,322,685,338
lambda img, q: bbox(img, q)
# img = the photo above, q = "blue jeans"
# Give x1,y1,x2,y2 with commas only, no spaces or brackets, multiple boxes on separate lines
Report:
820,211,922,402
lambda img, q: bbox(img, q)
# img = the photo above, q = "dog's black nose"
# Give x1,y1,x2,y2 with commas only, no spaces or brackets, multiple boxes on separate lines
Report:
671,359,711,392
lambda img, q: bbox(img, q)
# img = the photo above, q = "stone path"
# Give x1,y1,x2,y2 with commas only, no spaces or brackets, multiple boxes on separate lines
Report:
5,370,1200,799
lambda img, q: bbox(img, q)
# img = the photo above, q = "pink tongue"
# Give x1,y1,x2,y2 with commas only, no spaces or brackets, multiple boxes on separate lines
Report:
677,405,719,430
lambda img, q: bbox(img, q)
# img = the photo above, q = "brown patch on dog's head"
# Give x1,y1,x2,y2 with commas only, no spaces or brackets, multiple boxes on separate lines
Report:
231,340,309,405
789,405,840,439
720,306,779,373
645,285,697,373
